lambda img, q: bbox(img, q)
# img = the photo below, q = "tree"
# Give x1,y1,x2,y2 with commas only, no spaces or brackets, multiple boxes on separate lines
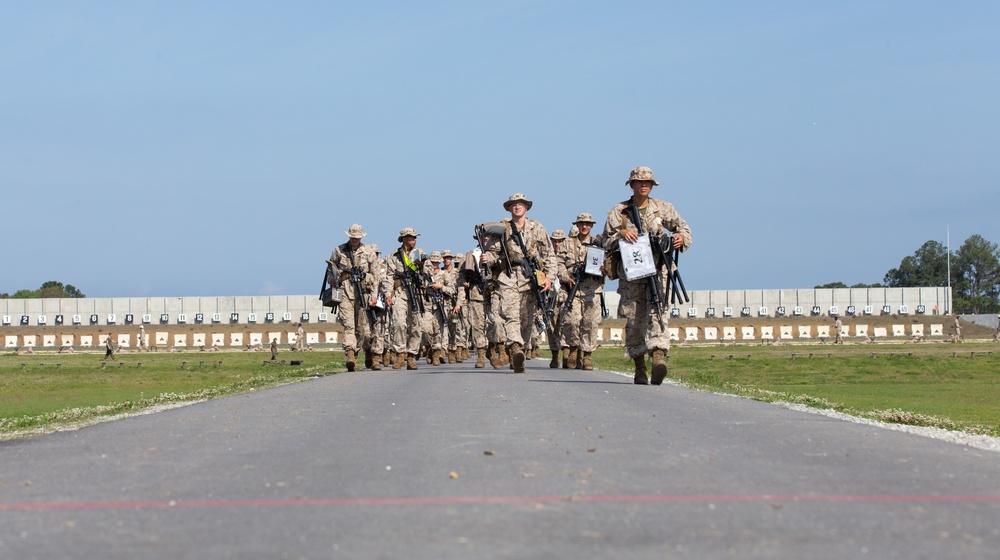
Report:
0,281,86,299
883,240,950,287
814,282,848,289
951,235,1000,314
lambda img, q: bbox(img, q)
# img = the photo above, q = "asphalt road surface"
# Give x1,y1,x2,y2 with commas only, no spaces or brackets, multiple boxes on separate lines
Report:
2,358,998,559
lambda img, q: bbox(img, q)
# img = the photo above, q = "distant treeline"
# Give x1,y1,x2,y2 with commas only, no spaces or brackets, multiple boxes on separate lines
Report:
818,234,1000,314
0,281,85,299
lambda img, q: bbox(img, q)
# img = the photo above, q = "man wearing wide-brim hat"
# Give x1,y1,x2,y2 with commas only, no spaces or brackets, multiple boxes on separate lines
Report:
328,223,385,372
603,166,692,385
420,251,456,366
480,193,558,373
439,249,469,364
556,212,606,371
382,227,425,370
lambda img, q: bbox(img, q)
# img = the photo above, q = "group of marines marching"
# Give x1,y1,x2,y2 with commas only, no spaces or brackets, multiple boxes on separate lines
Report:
325,166,692,385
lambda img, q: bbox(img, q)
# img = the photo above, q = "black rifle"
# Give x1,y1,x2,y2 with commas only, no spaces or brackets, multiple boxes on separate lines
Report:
425,273,449,325
476,224,506,324
650,231,689,306
346,248,377,328
508,221,555,332
558,262,588,328
625,200,669,330
393,249,426,314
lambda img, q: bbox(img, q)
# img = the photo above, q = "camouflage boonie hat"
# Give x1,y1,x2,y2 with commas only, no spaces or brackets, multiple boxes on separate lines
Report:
429,251,443,262
397,227,420,242
626,166,659,186
568,225,579,237
550,229,567,241
503,193,533,211
573,212,596,224
345,224,367,238
454,252,464,261
441,249,453,258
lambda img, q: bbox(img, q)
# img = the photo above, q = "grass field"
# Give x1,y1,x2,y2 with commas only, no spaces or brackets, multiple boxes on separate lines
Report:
2,342,998,439
592,343,1000,436
0,351,342,437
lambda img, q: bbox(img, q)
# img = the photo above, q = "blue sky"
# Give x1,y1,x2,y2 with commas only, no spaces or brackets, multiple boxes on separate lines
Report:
2,1,998,297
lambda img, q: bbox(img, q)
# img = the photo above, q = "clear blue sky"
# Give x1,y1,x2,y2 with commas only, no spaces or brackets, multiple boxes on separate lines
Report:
3,1,998,297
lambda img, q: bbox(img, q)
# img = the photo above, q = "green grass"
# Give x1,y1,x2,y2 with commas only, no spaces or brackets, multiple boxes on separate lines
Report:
591,344,1000,437
0,350,344,438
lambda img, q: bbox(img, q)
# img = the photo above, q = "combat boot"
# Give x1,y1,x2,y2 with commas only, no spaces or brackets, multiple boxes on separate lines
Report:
633,355,648,385
406,353,419,370
651,349,668,385
371,354,382,371
499,346,510,367
575,347,584,369
549,349,559,368
510,342,526,373
447,349,455,364
566,346,578,369
582,351,593,371
393,352,405,370
432,349,443,366
475,347,486,368
562,347,570,368
345,348,357,372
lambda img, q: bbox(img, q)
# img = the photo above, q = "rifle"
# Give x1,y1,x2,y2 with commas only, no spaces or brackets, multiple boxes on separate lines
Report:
346,247,377,328
625,200,668,330
426,275,449,325
649,229,689,306
508,221,555,332
560,262,588,323
394,249,426,314
475,224,505,325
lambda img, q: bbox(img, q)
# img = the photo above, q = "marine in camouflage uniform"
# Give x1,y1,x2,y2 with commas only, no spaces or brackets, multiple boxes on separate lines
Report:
458,249,490,368
441,250,467,363
382,227,426,370
603,167,692,385
328,224,385,371
421,251,455,365
557,213,606,371
547,229,568,368
481,193,558,373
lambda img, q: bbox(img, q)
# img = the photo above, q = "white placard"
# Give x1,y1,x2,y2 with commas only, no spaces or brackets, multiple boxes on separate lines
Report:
584,246,605,276
618,234,657,281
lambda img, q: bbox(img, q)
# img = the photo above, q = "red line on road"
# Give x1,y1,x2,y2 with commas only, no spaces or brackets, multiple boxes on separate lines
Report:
2,494,999,512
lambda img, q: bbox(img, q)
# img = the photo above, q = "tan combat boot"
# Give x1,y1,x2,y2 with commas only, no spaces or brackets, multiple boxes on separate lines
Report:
562,347,570,369
566,346,578,369
433,349,444,366
651,349,668,385
633,355,648,385
406,353,419,370
510,342,526,373
582,351,593,371
447,349,455,364
549,349,559,368
475,347,486,368
575,347,584,370
393,352,405,370
345,348,357,372
371,353,382,371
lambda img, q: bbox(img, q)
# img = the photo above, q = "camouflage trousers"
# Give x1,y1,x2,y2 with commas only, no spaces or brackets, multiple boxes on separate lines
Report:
487,291,507,345
498,285,539,347
338,296,383,354
467,298,489,349
618,278,670,359
448,309,468,350
421,306,447,351
561,291,602,353
390,296,422,354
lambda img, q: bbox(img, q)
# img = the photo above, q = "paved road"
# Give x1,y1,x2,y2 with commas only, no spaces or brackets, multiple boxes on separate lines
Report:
1,358,998,559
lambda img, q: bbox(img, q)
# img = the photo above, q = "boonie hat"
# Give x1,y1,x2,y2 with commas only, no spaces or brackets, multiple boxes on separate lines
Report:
550,229,567,241
626,166,659,186
345,224,367,238
503,193,533,211
441,249,453,258
573,212,596,224
429,251,443,262
397,227,420,242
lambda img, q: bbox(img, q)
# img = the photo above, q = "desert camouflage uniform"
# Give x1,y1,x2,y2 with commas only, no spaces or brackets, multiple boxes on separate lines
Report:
441,251,467,359
383,245,424,358
421,255,455,360
328,239,384,358
604,194,691,360
483,217,558,349
558,231,605,355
